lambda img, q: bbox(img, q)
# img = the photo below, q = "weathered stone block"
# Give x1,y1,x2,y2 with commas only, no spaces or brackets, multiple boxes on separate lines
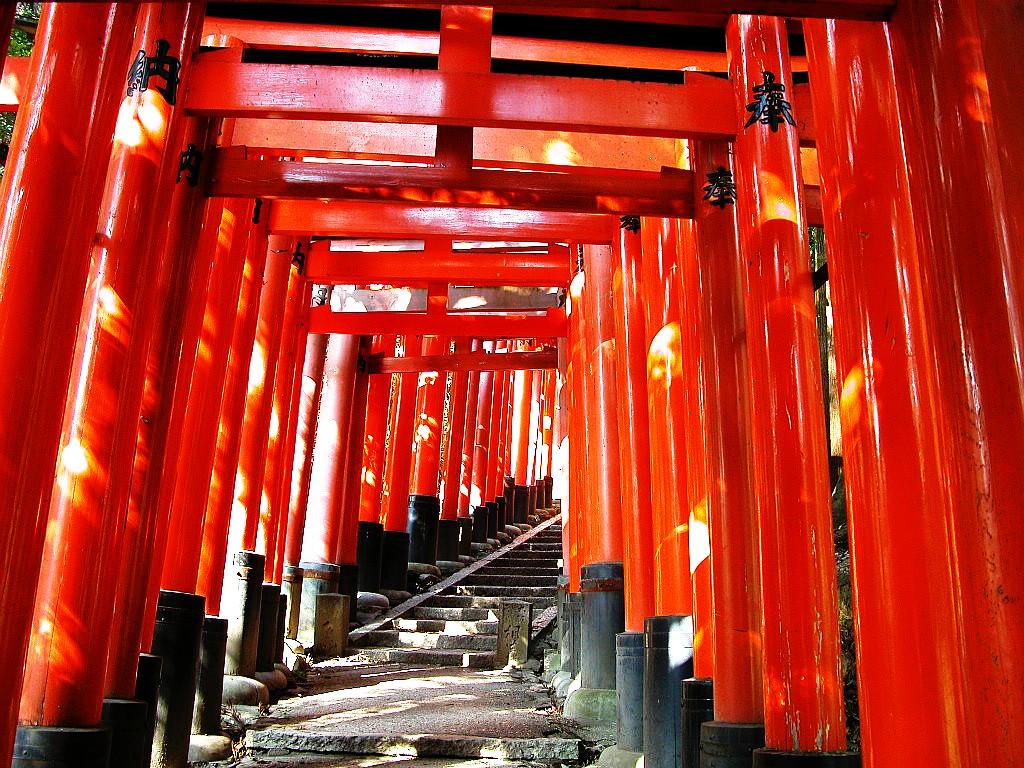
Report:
312,593,349,659
495,599,532,668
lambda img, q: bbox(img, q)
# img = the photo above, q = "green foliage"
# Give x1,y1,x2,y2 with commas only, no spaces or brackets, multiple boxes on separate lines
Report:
1,4,41,168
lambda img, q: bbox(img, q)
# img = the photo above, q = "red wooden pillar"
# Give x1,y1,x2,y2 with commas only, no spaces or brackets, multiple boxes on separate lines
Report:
359,336,397,526
160,198,254,593
485,341,509,503
302,334,361,563
728,14,847,756
19,2,203,732
565,270,588,589
335,336,372,567
511,365,534,485
887,4,1024,763
266,260,310,583
282,332,331,570
676,218,715,679
639,219,692,617
441,339,472,521
409,335,451,498
539,369,556,481
382,336,422,533
580,244,624,565
0,4,135,752
456,340,483,518
690,142,764,727
236,237,295,556
611,222,657,632
527,363,543,488
193,215,268,613
469,343,496,510
104,6,210,698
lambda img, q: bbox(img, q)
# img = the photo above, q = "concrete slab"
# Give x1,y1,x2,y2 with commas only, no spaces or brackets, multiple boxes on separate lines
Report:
244,661,579,762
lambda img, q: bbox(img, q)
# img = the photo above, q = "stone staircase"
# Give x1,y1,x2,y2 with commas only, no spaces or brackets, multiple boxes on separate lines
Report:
350,519,564,668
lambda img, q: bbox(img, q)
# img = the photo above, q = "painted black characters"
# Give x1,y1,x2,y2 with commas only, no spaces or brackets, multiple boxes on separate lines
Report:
127,39,182,105
703,167,736,208
176,143,202,187
744,71,795,132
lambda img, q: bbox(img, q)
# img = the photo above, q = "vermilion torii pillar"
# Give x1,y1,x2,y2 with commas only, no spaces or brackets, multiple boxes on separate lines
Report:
381,335,421,596
806,5,1024,763
457,341,484,531
727,14,852,763
195,215,269,614
510,356,535,525
408,335,450,569
611,221,657,633
160,198,254,595
676,218,714,679
267,258,311,584
356,335,396,595
438,338,472,566
469,341,496,546
639,220,692,619
301,333,362,597
690,140,765,756
0,5,135,757
282,330,330,630
17,1,202,756
239,238,296,559
564,269,588,591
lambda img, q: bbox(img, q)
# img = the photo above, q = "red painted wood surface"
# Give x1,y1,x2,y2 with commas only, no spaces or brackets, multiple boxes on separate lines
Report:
0,3,135,745
728,14,846,752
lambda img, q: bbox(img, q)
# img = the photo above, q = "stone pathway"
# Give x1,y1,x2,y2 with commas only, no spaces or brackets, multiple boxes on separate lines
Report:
230,519,574,768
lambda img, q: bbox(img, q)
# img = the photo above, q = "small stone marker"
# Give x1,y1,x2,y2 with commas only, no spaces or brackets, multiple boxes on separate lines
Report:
313,593,350,659
495,599,532,668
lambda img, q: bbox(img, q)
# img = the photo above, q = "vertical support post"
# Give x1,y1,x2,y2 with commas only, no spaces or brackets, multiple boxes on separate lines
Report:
380,336,421,596
18,2,206,753
438,338,471,566
579,244,624,564
0,5,135,756
611,221,657,632
727,14,850,761
239,237,297,556
690,141,765,759
565,268,588,591
265,257,310,584
104,2,210,703
282,332,331,578
639,219,692,618
159,197,254,593
676,217,715,679
457,340,483,553
356,335,395,593
194,215,268,614
469,342,496,546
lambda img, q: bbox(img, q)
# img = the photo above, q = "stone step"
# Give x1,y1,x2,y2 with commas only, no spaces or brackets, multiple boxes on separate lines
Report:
426,594,555,610
491,557,560,567
454,585,556,598
413,606,497,621
351,647,495,669
474,567,562,577
462,575,560,587
246,730,580,761
391,618,498,634
355,630,497,651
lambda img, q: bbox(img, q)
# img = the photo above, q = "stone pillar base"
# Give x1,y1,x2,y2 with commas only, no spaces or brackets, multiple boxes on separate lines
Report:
189,734,234,763
564,686,617,727
598,744,644,768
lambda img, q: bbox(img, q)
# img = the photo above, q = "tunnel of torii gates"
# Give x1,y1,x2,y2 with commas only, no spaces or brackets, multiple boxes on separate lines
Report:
0,0,1019,767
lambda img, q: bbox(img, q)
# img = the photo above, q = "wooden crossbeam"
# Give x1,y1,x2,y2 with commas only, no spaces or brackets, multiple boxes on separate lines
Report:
209,153,696,217
368,349,558,374
271,200,617,242
309,305,567,337
205,1,894,21
306,239,570,287
183,60,736,140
